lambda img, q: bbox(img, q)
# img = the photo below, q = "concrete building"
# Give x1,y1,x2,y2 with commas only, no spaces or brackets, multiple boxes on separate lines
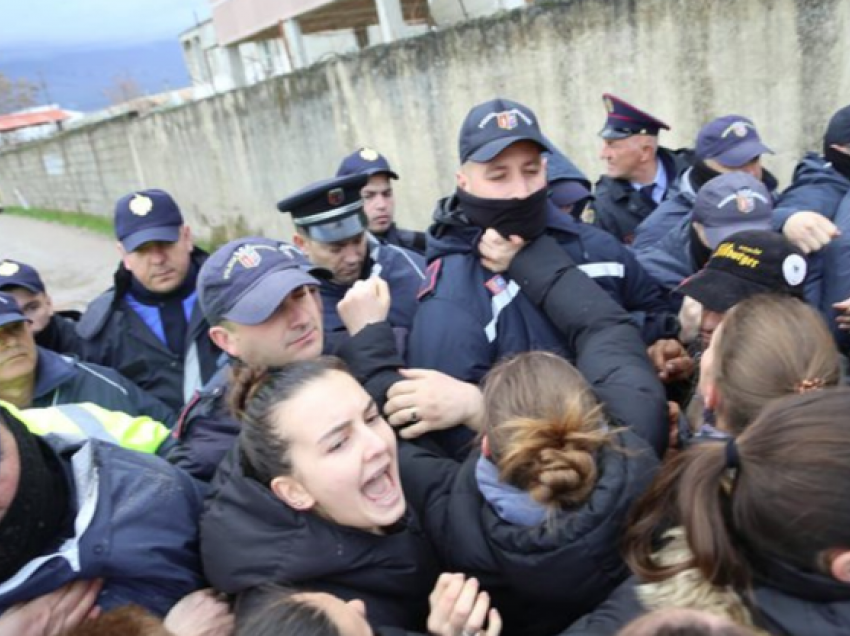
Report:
181,0,432,95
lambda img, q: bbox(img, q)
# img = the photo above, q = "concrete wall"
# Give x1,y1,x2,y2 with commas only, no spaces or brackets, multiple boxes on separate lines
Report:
1,0,848,242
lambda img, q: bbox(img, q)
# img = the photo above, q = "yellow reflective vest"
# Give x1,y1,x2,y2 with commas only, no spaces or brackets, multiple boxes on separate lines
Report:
5,400,170,455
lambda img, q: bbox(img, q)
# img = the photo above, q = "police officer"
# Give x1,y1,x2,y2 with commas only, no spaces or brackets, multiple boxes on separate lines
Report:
170,236,408,480
633,114,776,250
75,189,220,411
407,97,673,455
589,93,691,243
0,291,176,427
337,147,428,254
636,172,774,291
0,259,83,354
279,174,426,352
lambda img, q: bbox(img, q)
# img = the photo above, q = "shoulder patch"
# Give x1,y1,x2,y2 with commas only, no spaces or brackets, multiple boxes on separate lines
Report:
417,259,443,300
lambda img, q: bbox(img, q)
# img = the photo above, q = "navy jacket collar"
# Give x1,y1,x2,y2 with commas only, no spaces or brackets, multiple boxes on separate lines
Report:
33,347,77,401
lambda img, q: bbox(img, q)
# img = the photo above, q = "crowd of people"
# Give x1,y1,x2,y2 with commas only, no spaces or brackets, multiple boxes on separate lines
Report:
1,91,849,636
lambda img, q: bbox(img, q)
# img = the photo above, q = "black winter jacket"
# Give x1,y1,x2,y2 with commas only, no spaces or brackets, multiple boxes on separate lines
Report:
74,249,220,411
200,447,440,632
400,241,663,635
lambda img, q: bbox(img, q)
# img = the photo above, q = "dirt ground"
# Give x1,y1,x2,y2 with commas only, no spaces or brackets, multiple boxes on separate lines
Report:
0,215,117,311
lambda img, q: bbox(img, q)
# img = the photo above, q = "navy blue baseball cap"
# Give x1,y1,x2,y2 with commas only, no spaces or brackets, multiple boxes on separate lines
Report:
0,292,28,328
692,173,773,249
458,98,548,164
114,189,184,253
599,93,670,140
0,260,45,294
336,148,399,180
199,238,331,326
824,105,850,146
695,115,773,167
277,174,369,243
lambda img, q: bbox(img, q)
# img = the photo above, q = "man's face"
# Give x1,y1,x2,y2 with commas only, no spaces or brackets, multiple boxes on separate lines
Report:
120,225,194,294
211,285,324,367
361,174,395,234
0,423,21,524
0,321,37,387
699,308,726,350
456,141,547,200
705,157,764,182
599,135,653,180
295,233,367,286
3,288,52,334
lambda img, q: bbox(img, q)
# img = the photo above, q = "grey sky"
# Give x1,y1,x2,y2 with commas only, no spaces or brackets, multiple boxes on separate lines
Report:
1,0,211,50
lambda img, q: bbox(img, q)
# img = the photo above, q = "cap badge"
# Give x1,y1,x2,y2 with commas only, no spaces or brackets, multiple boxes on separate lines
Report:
479,109,533,130
234,245,262,269
328,188,345,207
604,97,614,113
782,254,807,286
0,262,20,277
497,112,519,130
129,194,153,217
735,189,756,214
359,148,379,161
722,121,754,139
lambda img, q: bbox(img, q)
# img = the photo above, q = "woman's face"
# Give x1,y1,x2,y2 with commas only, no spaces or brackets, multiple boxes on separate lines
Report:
271,370,405,533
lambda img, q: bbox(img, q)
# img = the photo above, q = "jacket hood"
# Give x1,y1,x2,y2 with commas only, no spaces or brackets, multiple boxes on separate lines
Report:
201,447,437,602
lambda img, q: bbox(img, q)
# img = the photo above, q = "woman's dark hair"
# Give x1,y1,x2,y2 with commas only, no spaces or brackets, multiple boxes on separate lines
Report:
234,585,342,636
482,351,613,509
624,387,850,589
709,294,840,435
229,357,349,486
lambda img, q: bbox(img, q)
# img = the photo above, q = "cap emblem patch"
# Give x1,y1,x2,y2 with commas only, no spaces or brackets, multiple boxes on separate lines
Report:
604,97,614,113
234,245,262,270
328,188,345,207
129,194,153,217
782,254,807,286
478,109,533,130
722,121,754,139
359,148,379,161
497,112,518,130
735,190,756,214
0,262,20,277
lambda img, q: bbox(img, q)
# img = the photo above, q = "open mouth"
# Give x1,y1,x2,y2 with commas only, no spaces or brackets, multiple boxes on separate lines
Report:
362,465,400,507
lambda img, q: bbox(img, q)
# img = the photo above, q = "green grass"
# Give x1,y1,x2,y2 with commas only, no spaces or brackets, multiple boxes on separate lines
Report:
2,206,115,238
1,205,214,252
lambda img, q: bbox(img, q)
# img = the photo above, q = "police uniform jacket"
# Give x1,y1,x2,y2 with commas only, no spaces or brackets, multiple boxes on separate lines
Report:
590,147,692,243
0,414,205,616
634,167,780,252
408,196,678,390
74,248,220,411
32,346,176,428
563,558,850,636
34,311,82,356
320,237,425,352
170,321,407,481
200,444,440,632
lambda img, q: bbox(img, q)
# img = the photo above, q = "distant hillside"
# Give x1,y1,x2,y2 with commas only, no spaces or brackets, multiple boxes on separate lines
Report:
0,40,191,113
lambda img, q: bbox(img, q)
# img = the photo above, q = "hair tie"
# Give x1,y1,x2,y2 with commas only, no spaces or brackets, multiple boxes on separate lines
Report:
796,377,825,394
725,437,740,471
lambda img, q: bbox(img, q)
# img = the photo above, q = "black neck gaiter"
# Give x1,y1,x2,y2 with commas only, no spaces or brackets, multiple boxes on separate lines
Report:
0,409,70,581
689,223,713,270
129,262,198,354
689,160,722,192
457,186,549,242
824,144,850,182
